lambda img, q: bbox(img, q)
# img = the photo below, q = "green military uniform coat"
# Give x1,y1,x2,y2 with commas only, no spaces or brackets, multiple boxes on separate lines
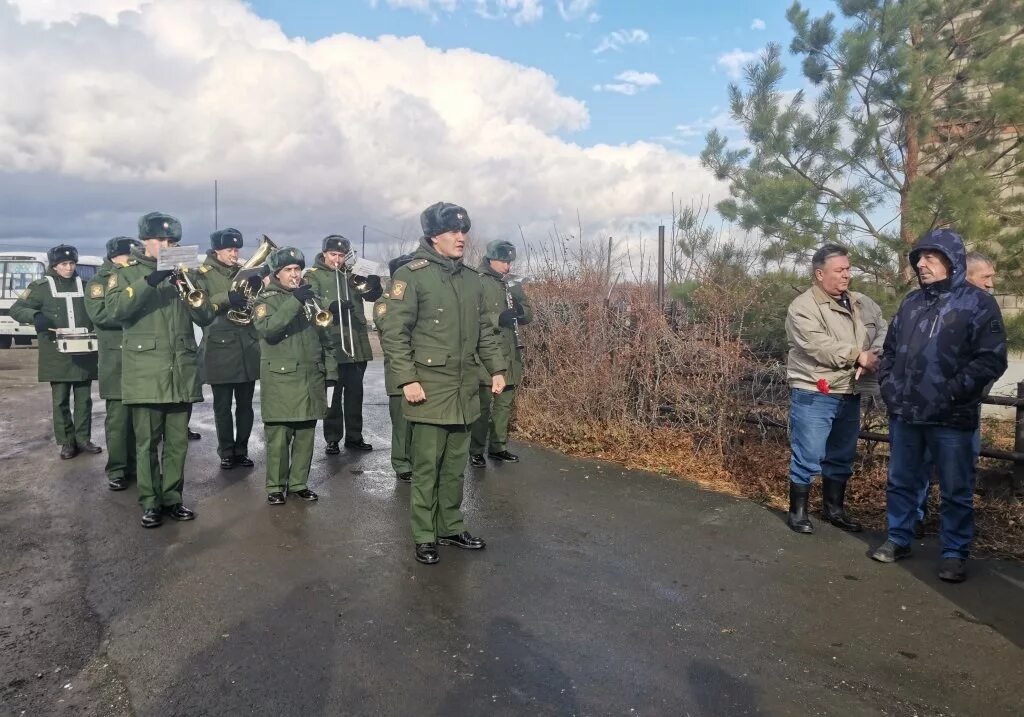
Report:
252,279,337,492
85,260,135,479
10,270,98,446
197,254,260,460
374,291,412,475
104,249,215,509
469,262,533,455
379,239,506,543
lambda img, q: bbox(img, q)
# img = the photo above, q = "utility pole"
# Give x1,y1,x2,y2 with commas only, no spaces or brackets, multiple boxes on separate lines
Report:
214,179,219,231
657,225,665,309
362,224,366,256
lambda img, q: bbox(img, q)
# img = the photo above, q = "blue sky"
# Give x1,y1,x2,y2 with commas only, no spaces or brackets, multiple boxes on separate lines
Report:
250,0,836,150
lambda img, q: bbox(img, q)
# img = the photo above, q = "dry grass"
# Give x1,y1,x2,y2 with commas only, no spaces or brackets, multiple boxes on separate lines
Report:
513,275,1024,560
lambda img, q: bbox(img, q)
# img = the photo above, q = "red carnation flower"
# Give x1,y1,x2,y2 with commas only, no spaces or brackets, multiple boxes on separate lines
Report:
817,378,830,394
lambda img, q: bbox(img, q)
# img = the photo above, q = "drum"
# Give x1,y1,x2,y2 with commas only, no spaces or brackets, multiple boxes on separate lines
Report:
55,328,98,354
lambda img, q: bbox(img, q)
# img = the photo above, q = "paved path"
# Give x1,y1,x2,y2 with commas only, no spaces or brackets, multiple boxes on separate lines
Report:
1,353,1022,716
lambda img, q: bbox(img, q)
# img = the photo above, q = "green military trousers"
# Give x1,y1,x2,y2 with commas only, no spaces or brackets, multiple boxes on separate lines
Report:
50,381,93,447
132,403,189,510
211,382,256,459
323,361,366,444
469,385,517,455
104,398,136,481
410,423,470,544
265,420,316,494
388,395,413,475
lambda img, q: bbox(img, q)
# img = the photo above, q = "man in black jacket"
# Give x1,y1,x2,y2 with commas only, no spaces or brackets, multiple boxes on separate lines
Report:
871,229,1007,582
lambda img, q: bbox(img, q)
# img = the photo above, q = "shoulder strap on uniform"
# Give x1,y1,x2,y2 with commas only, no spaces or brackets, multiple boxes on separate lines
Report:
407,259,429,271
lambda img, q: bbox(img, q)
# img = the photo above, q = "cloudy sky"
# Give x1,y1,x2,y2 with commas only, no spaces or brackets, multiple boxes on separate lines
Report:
0,0,829,259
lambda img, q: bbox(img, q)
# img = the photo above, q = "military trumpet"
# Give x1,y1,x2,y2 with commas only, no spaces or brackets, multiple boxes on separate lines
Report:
304,294,333,327
174,267,206,309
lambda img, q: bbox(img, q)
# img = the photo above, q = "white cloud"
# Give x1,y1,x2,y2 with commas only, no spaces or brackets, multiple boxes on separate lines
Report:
750,18,765,31
0,0,723,255
556,0,595,20
369,0,541,24
716,48,759,79
594,70,660,95
593,28,648,54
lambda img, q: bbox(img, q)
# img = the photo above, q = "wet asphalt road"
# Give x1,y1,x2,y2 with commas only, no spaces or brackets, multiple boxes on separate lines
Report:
2,350,1024,716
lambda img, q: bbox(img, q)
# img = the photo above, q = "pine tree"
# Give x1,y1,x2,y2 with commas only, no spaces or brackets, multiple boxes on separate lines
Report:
701,0,1023,287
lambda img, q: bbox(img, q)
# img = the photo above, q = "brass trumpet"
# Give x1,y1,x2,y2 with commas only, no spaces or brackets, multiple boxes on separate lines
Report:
305,296,333,328
174,266,206,309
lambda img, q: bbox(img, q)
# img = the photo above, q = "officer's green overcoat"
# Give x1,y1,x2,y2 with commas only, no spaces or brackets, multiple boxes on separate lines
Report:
251,280,337,422
84,260,126,398
378,239,506,426
304,254,373,363
10,270,98,383
103,249,214,404
471,262,533,387
197,254,260,384
374,292,402,397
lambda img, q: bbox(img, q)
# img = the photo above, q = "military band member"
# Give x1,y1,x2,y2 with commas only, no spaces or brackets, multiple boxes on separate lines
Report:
11,244,101,459
379,202,507,565
198,228,260,469
374,253,416,483
469,240,532,466
252,247,336,504
304,235,383,454
104,212,215,528
84,237,141,489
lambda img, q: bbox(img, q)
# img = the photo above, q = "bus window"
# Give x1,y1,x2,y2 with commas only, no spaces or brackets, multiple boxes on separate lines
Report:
77,265,97,282
2,261,44,298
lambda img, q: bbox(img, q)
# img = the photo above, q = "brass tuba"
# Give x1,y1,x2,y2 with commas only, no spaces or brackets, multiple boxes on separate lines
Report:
227,234,278,325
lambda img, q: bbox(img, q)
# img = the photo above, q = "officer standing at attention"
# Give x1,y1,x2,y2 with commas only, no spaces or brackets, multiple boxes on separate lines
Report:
304,235,382,454
469,240,532,466
380,202,507,565
105,212,215,528
252,247,336,504
84,237,141,489
198,228,260,469
11,244,102,459
374,253,416,483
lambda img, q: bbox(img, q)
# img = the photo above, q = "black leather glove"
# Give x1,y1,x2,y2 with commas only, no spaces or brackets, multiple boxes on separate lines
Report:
336,299,356,312
145,269,174,287
227,290,247,310
245,274,264,291
360,274,383,300
33,312,53,333
292,284,315,303
498,308,518,329
510,296,523,315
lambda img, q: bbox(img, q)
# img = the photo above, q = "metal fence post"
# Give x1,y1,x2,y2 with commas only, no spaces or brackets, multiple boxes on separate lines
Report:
1015,381,1024,493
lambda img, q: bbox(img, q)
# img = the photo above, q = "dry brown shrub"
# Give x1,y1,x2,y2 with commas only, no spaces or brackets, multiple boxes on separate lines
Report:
512,273,1024,560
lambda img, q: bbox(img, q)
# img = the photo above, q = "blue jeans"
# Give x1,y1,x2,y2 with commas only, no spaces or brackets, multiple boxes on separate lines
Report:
888,418,976,558
915,427,981,523
788,389,861,486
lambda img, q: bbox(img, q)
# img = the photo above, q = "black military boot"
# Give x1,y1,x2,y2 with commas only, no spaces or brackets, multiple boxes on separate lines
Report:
821,479,862,532
79,441,103,454
141,508,163,528
220,456,235,469
438,531,486,550
164,504,195,521
234,455,254,468
469,454,486,467
787,482,814,534
396,471,413,483
187,428,201,440
60,443,77,460
415,543,440,564
292,489,319,502
108,476,128,491
344,439,373,451
325,441,340,455
267,492,286,505
488,450,519,463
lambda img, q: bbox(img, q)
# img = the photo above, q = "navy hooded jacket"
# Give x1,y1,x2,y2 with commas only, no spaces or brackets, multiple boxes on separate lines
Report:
879,229,1007,430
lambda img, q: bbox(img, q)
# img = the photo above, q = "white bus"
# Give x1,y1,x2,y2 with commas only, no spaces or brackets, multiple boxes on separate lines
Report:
0,251,104,349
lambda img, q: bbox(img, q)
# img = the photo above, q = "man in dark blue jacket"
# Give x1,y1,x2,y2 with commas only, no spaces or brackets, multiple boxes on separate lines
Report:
871,229,1007,582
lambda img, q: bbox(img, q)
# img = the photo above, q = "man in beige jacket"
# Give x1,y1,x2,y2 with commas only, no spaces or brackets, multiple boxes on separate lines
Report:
785,244,885,534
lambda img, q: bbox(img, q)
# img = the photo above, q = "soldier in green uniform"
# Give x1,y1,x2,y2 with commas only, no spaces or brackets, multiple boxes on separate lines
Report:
379,202,507,565
104,212,215,528
252,247,337,504
469,240,533,466
304,235,382,454
84,237,141,489
374,253,416,483
197,228,261,469
11,244,102,459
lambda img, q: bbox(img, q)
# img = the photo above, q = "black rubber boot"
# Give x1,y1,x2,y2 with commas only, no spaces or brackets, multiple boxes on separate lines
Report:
821,479,863,532
787,482,814,534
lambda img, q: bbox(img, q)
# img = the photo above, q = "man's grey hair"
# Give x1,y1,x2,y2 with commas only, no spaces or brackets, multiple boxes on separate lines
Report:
966,251,993,268
811,243,848,274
